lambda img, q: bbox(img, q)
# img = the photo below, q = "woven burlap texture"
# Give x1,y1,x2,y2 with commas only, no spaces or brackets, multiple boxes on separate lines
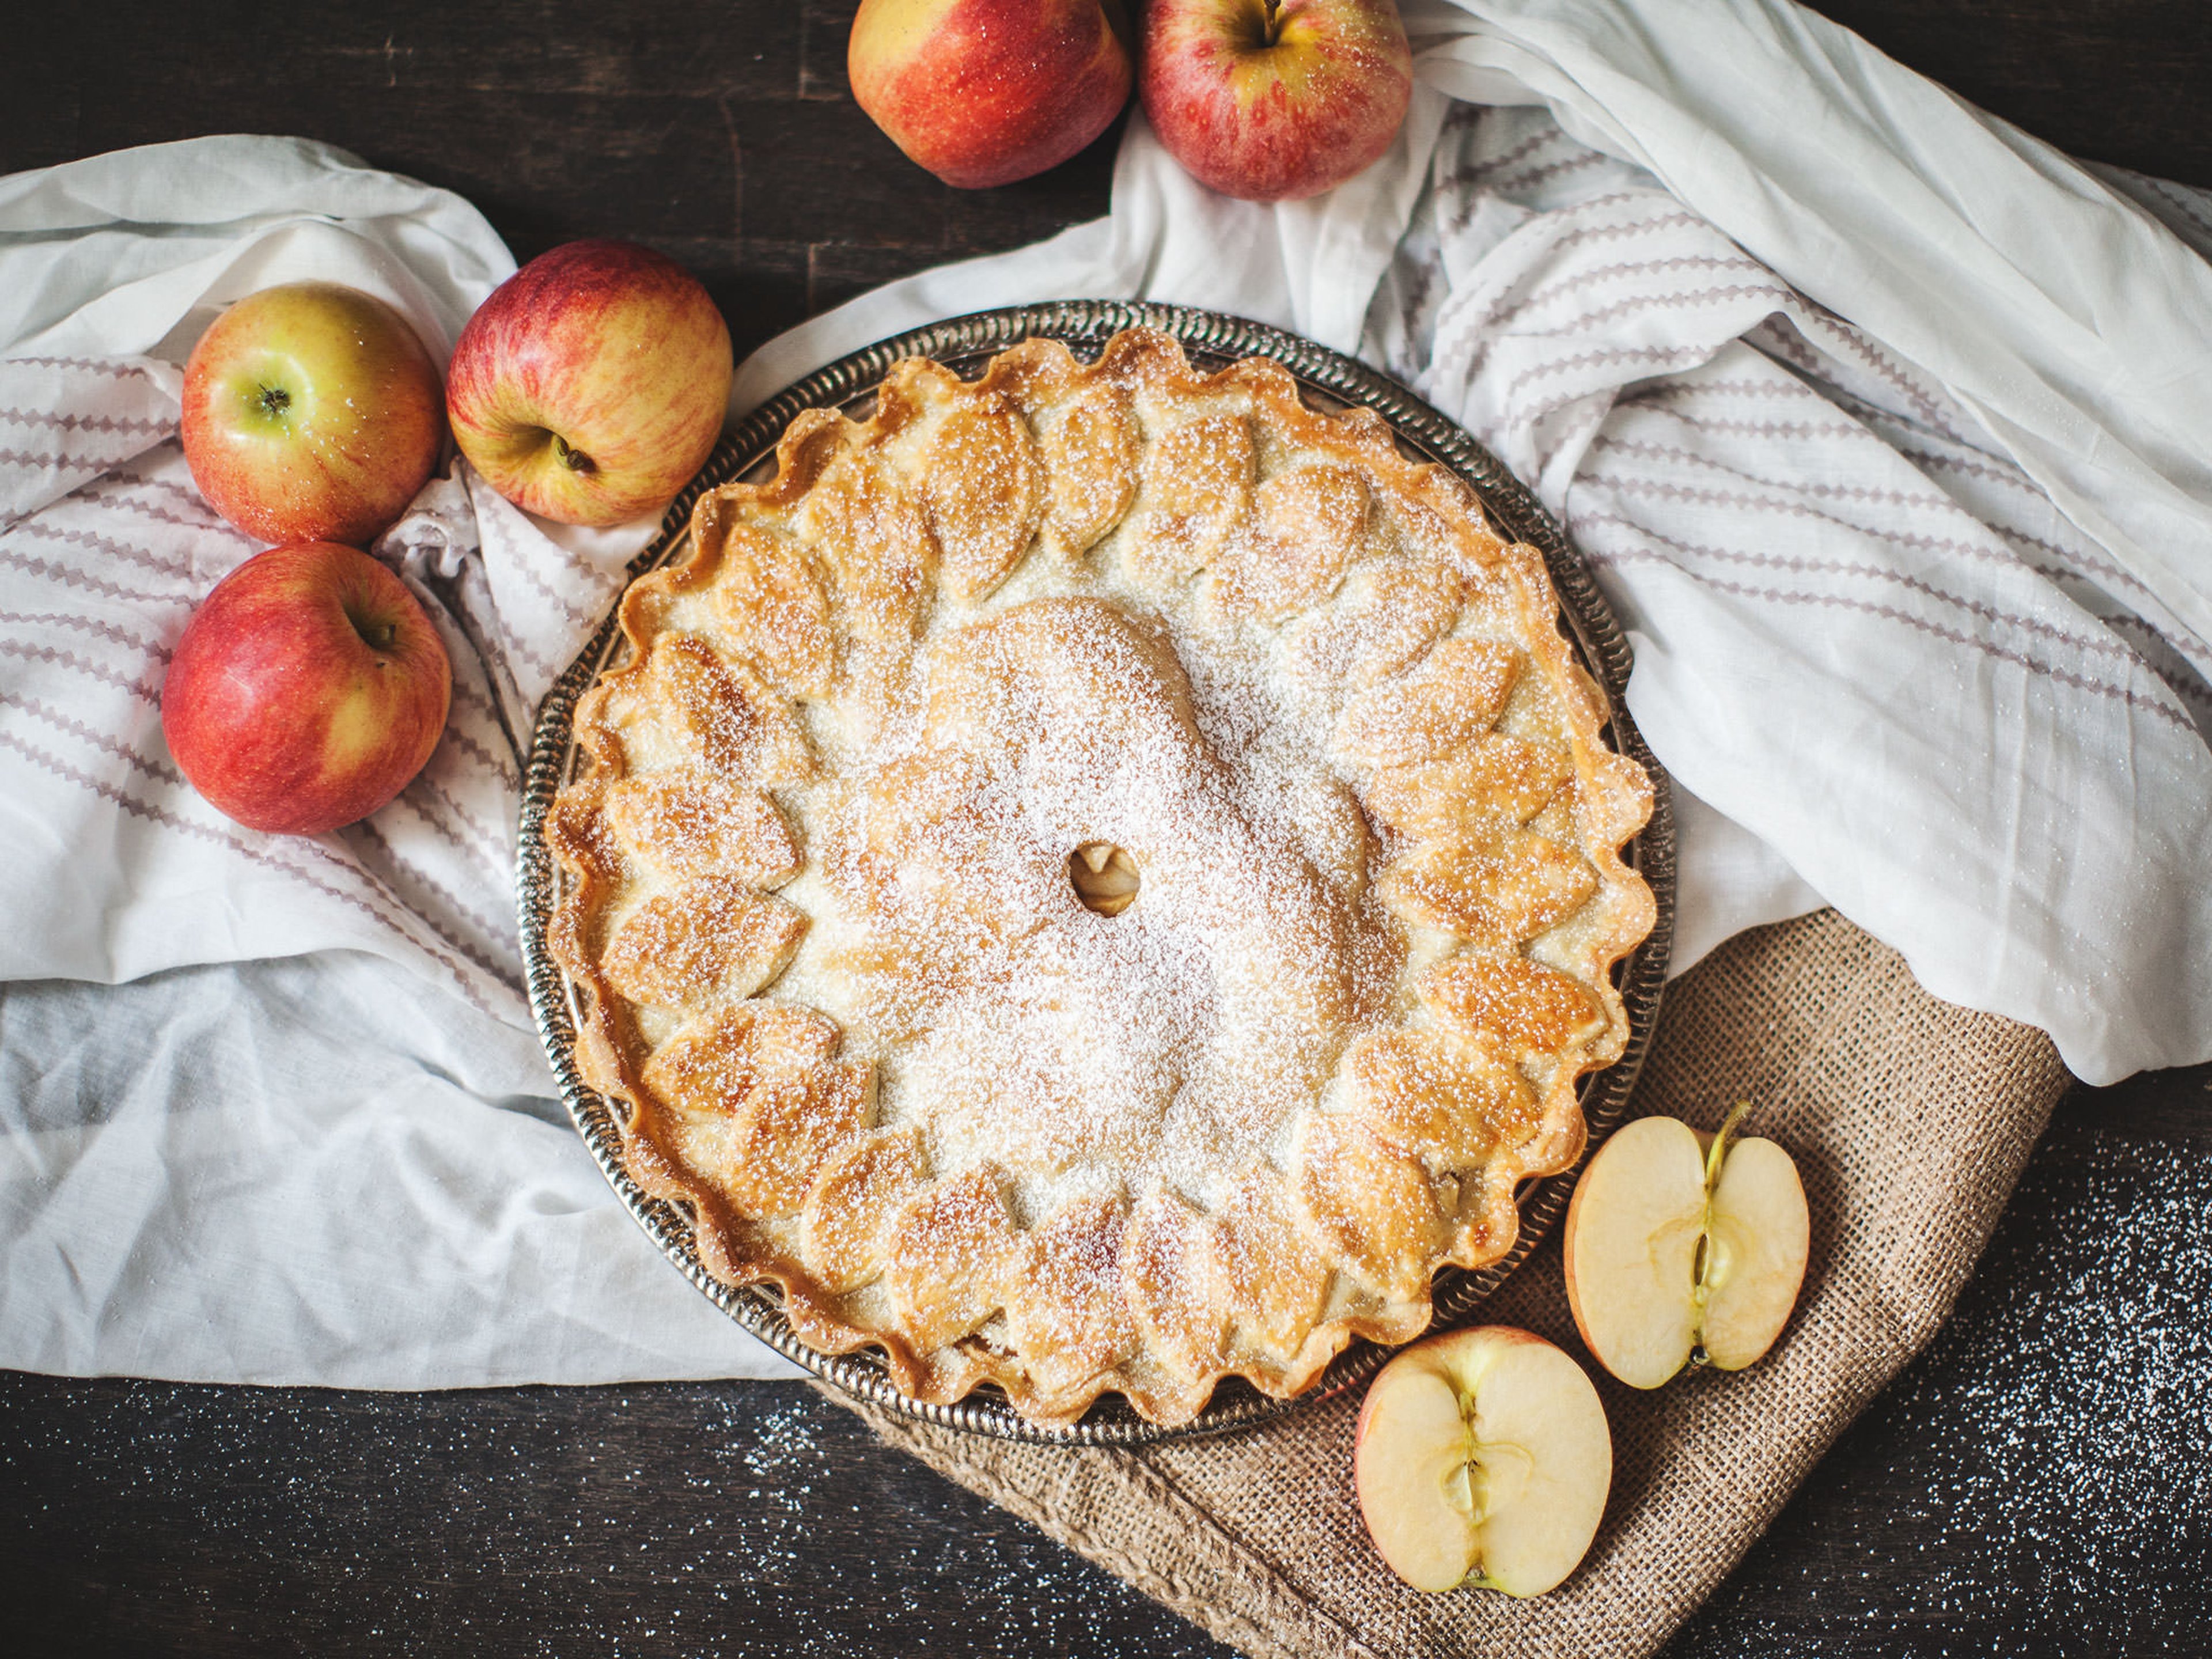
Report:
825,908,2070,1657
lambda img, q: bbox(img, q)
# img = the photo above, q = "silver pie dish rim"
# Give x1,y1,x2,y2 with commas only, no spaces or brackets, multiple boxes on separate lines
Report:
514,299,1676,1446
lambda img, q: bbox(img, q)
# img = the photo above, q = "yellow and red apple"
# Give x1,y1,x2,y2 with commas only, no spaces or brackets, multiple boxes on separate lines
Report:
445,240,733,528
161,542,452,836
1142,0,1413,202
1355,1325,1613,1596
180,282,444,548
849,0,1134,188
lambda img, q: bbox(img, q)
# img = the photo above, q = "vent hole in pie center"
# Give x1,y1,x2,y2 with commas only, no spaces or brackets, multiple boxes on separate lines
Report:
1069,841,1141,917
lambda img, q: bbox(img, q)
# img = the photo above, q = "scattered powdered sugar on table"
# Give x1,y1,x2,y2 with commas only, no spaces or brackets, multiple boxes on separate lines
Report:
1675,1101,2212,1656
0,1378,1225,1656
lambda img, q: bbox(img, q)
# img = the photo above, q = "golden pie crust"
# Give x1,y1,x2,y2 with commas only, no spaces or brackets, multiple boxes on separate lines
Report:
547,328,1656,1426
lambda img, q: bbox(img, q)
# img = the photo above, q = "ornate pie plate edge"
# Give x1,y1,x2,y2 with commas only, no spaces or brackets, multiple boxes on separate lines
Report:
516,300,1676,1446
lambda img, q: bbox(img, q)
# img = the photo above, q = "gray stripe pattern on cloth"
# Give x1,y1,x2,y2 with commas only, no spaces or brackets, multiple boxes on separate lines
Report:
1364,105,2212,1081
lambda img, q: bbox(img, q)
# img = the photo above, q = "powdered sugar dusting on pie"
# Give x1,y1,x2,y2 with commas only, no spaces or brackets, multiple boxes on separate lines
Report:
547,329,1655,1425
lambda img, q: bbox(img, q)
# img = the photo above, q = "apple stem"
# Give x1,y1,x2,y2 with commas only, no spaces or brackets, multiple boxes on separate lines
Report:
348,609,398,654
1263,0,1283,46
552,434,597,475
1705,1099,1752,1190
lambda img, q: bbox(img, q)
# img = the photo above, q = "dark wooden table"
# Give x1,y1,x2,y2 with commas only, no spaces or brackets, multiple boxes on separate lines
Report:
5,5,2209,1654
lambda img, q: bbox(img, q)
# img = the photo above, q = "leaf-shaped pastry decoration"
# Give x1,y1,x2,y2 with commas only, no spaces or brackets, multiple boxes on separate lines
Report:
1121,1190,1230,1384
600,881,808,1008
1006,1196,1142,1396
1291,1113,1447,1305
1381,830,1600,942
1287,554,1463,690
601,770,801,887
645,635,813,786
923,396,1046,602
1415,952,1609,1062
1361,733,1574,843
1126,413,1254,590
1345,1028,1533,1170
1396,468,1510,578
882,1168,1020,1352
641,1001,841,1117
712,521,836,698
1215,463,1369,621
1332,637,1524,772
800,1128,930,1295
797,450,937,643
719,1056,874,1219
1207,1169,1332,1364
1038,383,1138,558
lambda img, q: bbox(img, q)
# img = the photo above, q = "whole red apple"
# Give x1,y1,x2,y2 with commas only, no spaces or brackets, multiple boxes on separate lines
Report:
162,542,452,836
446,241,732,528
849,0,1133,189
180,282,444,547
1142,0,1413,202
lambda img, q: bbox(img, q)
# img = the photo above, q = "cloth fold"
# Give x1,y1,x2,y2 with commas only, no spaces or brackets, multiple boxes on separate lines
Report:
1402,0,2212,670
2,0,2209,1391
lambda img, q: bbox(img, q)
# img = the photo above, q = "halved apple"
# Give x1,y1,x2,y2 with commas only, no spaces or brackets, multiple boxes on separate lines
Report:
1353,1325,1612,1596
1563,1104,1809,1389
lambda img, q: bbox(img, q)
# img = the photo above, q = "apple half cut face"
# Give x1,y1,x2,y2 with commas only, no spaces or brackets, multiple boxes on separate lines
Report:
1354,1326,1613,1596
1563,1105,1810,1389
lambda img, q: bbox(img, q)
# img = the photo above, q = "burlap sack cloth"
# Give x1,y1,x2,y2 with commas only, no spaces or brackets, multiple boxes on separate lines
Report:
816,908,2071,1656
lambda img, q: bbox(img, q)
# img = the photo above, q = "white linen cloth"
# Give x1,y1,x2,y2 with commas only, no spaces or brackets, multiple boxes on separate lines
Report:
4,0,2210,1386
0,139,802,1382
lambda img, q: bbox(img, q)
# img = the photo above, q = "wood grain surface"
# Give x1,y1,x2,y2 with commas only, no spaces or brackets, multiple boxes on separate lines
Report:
3,3,2209,1655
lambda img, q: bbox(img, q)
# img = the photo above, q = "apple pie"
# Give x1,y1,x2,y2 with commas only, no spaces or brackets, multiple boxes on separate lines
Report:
546,327,1656,1426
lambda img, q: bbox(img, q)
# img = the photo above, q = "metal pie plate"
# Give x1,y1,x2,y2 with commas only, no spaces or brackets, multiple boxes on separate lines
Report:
517,300,1675,1445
